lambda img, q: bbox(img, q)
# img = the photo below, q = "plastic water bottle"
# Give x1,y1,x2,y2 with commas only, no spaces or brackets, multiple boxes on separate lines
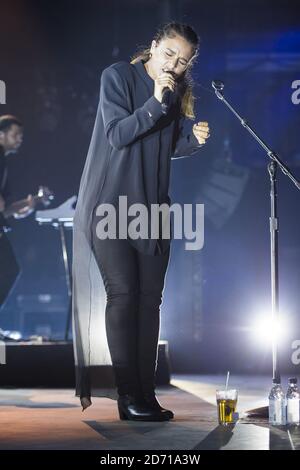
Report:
269,378,286,425
286,377,300,426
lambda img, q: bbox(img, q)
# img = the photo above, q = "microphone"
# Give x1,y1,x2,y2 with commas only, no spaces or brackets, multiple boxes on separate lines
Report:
161,70,177,115
212,80,224,91
212,80,225,101
161,89,172,115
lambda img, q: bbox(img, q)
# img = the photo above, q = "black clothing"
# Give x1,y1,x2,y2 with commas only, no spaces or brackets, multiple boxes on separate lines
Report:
0,144,11,204
94,59,202,255
91,217,170,397
0,233,20,308
0,145,8,232
0,145,7,194
72,59,204,405
0,145,20,309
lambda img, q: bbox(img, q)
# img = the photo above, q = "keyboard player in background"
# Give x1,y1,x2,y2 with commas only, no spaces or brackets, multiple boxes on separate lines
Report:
0,115,35,338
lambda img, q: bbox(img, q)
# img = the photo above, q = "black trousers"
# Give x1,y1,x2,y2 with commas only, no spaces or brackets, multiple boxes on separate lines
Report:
0,233,20,309
91,220,170,396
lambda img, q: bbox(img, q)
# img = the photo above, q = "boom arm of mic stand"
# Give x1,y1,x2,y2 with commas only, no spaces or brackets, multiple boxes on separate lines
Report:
213,88,300,190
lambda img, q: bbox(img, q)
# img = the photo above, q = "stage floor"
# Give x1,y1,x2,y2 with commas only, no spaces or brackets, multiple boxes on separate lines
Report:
0,374,299,450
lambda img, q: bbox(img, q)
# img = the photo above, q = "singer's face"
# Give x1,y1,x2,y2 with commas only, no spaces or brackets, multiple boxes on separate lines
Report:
150,35,195,78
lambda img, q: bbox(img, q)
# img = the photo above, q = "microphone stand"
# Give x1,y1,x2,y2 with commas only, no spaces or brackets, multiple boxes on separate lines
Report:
212,80,300,418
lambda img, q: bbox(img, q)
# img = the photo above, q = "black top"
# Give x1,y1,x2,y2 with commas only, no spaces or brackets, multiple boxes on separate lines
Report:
92,59,203,255
0,145,10,231
0,145,8,198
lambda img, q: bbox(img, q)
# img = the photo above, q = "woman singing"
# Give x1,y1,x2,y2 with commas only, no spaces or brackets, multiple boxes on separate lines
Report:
72,21,210,421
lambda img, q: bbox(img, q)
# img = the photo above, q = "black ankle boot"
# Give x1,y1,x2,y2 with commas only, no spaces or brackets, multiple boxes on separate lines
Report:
143,391,174,420
117,393,172,421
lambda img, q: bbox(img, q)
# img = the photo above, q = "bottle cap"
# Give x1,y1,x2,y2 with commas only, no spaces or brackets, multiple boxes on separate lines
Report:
288,377,297,384
272,377,281,384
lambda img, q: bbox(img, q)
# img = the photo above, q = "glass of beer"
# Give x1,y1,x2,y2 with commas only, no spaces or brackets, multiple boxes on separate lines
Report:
216,389,238,425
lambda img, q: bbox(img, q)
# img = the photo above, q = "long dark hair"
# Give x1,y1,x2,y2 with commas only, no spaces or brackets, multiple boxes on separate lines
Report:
130,22,200,119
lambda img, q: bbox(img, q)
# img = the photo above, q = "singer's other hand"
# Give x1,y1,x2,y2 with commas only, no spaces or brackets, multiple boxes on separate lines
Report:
154,71,176,103
192,121,210,145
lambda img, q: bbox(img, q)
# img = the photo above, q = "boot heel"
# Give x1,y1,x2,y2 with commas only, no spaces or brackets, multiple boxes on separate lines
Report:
118,403,129,420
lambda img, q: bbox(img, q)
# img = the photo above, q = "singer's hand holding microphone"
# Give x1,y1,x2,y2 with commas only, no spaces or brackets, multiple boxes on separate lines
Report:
154,70,211,146
154,70,176,103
